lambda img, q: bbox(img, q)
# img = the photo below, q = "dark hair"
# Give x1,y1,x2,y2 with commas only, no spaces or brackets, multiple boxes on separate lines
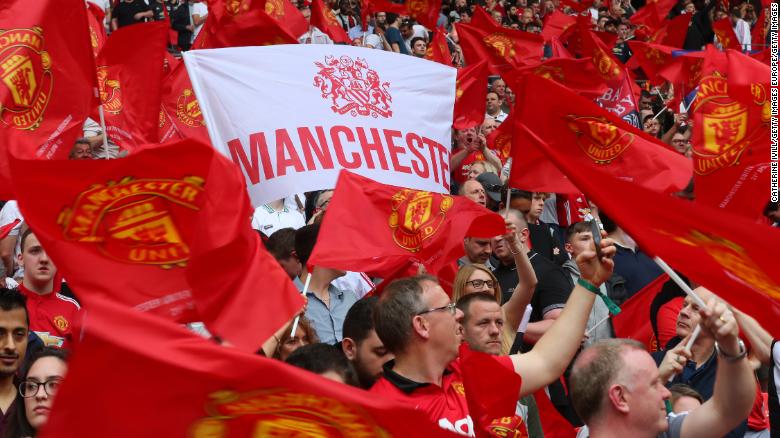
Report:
285,343,359,387
4,347,69,438
642,114,657,125
507,188,532,201
73,138,91,146
566,221,594,243
410,36,426,49
0,288,28,327
265,228,297,260
374,275,437,354
342,297,378,345
669,383,704,406
386,12,399,25
456,292,498,324
19,229,36,253
294,224,320,266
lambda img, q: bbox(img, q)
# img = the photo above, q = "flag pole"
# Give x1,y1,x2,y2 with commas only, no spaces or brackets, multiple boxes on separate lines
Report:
289,273,312,337
585,313,610,336
653,257,707,308
97,104,111,160
668,324,701,383
504,170,511,220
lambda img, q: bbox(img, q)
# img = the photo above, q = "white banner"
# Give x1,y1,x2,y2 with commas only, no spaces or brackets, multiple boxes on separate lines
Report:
184,45,456,206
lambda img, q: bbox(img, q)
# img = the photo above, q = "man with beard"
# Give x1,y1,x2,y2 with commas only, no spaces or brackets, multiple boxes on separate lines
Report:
341,297,393,389
0,289,30,436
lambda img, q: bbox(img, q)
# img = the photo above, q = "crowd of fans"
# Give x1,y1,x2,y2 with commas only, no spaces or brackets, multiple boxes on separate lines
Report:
0,0,776,436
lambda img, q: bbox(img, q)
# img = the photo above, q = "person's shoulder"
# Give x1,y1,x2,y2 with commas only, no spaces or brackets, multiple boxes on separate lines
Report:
658,412,688,438
55,293,81,311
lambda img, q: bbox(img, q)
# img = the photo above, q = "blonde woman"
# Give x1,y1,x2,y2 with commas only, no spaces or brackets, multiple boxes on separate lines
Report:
452,221,537,355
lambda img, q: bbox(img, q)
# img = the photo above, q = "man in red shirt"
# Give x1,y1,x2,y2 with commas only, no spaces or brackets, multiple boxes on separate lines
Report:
370,234,616,436
16,230,79,348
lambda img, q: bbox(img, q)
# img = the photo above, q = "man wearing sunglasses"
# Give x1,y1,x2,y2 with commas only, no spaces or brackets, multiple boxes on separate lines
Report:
371,233,617,436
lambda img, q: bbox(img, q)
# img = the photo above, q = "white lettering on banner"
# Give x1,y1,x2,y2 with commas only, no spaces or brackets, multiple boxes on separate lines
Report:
183,45,456,207
226,126,451,191
438,415,475,437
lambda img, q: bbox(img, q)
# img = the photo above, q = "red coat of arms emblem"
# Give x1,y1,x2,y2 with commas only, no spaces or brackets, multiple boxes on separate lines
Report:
313,55,392,118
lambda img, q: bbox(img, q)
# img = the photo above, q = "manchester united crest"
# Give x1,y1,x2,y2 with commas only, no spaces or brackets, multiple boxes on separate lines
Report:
389,190,452,252
58,176,205,268
492,132,512,162
691,75,763,175
189,390,390,437
264,0,285,19
532,65,564,82
176,88,205,127
592,48,621,80
53,315,69,332
407,0,428,15
0,27,53,130
226,0,251,15
483,33,515,59
313,55,392,118
97,66,122,114
567,115,633,163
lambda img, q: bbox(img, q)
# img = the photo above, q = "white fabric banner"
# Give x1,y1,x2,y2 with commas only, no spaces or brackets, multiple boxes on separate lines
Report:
184,45,456,206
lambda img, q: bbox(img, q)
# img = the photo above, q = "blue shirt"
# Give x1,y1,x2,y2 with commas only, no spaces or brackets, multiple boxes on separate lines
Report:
294,277,358,345
612,243,663,298
384,27,409,55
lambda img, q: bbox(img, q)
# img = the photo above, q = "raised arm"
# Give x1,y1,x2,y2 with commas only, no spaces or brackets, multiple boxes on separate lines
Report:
680,299,755,438
733,308,773,366
511,233,616,397
500,222,537,331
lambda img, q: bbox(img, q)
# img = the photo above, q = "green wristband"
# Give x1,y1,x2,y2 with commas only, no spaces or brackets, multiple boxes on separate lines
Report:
577,278,622,315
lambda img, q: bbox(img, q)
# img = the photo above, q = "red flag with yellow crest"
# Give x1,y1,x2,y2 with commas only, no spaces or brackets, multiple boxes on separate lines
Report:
161,62,211,146
455,21,544,74
94,21,168,151
41,295,456,438
308,170,506,277
310,0,351,44
196,0,299,49
426,28,453,67
691,49,771,220
9,139,304,353
712,17,743,51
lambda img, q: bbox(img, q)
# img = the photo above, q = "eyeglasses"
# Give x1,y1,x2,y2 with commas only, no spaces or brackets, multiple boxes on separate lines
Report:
416,303,457,316
466,279,496,289
19,378,62,398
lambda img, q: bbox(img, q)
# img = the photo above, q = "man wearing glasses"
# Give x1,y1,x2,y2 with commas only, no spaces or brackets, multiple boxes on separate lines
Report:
371,234,617,436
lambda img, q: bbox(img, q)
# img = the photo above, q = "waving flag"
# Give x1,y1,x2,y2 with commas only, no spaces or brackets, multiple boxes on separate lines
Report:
308,170,506,277
453,60,488,129
311,0,350,44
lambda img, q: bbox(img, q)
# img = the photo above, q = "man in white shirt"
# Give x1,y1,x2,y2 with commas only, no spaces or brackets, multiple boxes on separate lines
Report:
251,199,306,237
190,0,208,43
485,91,508,122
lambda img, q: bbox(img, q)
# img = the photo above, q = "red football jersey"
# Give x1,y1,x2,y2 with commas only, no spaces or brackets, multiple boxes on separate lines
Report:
18,284,80,349
371,355,516,436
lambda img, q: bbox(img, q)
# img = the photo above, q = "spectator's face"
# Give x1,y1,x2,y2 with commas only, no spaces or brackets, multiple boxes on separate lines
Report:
375,12,386,24
467,162,486,180
643,118,660,136
279,325,310,361
461,300,504,355
351,330,393,387
456,127,477,147
491,11,502,24
675,291,712,338
486,93,501,114
480,118,498,137
69,143,91,160
400,24,413,39
0,307,27,377
301,7,311,21
19,234,56,288
23,356,67,431
492,79,506,98
684,2,695,13
462,180,487,207
618,349,672,435
671,134,689,155
639,96,653,110
597,17,609,31
520,9,533,23
527,192,545,222
605,22,616,33
464,269,495,295
276,255,302,279
412,39,427,56
464,237,492,264
565,231,594,258
617,24,629,39
419,279,463,362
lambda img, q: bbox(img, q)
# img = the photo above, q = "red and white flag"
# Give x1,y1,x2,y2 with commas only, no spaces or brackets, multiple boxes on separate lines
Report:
184,45,456,205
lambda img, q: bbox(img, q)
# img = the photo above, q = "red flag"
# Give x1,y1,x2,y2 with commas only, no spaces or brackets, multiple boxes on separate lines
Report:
161,62,211,145
406,0,441,30
95,21,167,150
426,28,453,67
533,389,577,438
486,112,513,164
198,0,299,49
455,22,544,74
657,50,705,91
360,0,407,29
611,274,669,350
453,60,489,129
541,11,577,43
712,17,743,51
85,1,107,58
514,75,692,194
9,139,304,352
691,49,771,220
40,296,455,438
0,219,20,240
504,57,609,101
751,8,766,49
0,0,98,161
260,0,308,38
630,0,677,39
647,13,692,48
627,41,675,85
578,26,623,82
460,344,525,437
310,0,351,44
308,170,506,277
520,124,780,338
549,36,574,59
